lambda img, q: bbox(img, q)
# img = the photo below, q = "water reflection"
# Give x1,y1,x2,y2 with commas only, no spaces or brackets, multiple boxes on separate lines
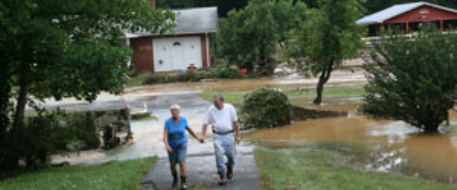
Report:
245,115,457,183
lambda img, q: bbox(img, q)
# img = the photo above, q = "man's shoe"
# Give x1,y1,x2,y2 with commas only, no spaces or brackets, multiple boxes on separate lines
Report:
226,164,233,180
218,172,227,186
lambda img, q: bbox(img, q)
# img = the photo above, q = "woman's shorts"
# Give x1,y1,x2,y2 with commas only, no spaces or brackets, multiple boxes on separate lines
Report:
168,143,187,166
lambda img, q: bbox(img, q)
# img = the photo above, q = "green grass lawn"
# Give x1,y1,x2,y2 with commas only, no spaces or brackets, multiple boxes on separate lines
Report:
199,91,246,105
199,86,365,105
254,148,457,190
125,73,153,87
0,157,157,190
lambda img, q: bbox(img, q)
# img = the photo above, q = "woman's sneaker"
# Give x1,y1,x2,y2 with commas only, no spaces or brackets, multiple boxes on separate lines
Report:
172,174,178,188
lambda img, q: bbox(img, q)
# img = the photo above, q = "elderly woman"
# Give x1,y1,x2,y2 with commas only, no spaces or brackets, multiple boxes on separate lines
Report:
163,104,202,190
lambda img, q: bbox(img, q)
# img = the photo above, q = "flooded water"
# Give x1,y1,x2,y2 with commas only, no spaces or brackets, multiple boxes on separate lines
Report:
44,74,457,184
245,107,457,183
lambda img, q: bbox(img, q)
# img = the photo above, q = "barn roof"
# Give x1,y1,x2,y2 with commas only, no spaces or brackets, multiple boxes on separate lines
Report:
357,2,457,25
126,7,218,38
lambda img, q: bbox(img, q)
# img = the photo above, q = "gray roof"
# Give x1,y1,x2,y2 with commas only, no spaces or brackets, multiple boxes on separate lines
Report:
126,7,218,38
357,2,457,25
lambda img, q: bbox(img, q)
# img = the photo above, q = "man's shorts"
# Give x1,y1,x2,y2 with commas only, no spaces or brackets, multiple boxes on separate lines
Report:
168,143,187,166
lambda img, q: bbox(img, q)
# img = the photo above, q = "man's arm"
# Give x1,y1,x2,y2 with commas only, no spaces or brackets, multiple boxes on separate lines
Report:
233,121,241,144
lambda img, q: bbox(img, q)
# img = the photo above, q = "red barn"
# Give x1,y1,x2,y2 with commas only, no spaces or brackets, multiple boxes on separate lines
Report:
357,2,457,36
125,6,218,73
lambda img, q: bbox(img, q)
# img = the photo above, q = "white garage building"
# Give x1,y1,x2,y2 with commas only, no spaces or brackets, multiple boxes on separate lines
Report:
125,7,218,73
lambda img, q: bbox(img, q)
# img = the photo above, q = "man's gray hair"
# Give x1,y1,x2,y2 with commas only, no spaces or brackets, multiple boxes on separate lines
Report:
170,104,181,111
213,93,224,102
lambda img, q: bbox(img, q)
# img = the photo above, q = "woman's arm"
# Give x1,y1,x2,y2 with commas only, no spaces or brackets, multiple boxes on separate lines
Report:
163,129,173,153
187,127,203,143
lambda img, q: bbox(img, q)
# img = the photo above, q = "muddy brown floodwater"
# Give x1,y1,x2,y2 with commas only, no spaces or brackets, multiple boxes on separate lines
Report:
245,105,457,184
45,74,457,184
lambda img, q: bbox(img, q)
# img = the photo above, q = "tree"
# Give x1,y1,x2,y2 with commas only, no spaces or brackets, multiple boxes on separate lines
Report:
362,27,457,133
156,0,249,17
217,0,307,74
285,0,364,105
0,0,174,169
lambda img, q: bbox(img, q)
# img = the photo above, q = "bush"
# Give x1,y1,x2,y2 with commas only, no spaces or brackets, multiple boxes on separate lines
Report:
6,110,81,169
241,88,293,128
0,108,132,170
142,67,244,85
210,65,244,79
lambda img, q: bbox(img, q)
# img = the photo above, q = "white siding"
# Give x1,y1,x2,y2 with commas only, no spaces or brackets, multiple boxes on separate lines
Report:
153,36,203,72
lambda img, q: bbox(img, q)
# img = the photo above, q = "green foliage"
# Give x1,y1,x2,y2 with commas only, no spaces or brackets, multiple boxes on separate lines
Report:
0,0,173,170
0,157,157,190
285,0,364,104
217,0,307,74
142,67,244,84
156,0,249,17
241,88,293,128
3,110,81,169
362,27,457,133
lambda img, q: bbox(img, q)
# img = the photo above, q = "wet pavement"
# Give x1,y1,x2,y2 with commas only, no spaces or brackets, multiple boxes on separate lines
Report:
51,91,254,165
141,153,259,190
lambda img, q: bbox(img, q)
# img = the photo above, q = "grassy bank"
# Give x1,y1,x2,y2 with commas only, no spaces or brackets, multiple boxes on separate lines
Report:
0,157,157,190
254,148,457,190
199,86,365,105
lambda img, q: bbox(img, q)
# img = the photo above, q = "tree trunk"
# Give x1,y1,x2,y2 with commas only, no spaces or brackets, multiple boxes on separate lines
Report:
12,64,30,131
313,62,334,105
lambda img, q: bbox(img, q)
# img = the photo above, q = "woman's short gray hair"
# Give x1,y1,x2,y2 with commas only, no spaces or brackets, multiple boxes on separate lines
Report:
170,104,181,111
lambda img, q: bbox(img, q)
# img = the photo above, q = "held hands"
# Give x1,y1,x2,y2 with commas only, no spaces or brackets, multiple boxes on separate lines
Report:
198,136,205,144
166,146,173,153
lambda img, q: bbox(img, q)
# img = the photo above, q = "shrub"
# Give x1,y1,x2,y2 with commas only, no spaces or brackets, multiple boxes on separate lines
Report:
210,66,244,79
241,88,293,128
11,110,80,169
142,67,245,85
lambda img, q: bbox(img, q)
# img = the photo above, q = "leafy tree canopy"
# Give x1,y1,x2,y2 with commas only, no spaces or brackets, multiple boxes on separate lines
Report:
156,0,249,17
285,0,364,104
0,0,174,169
217,0,307,74
362,27,457,133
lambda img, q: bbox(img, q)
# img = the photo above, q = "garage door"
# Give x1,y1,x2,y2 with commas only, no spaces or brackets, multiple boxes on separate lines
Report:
153,36,203,72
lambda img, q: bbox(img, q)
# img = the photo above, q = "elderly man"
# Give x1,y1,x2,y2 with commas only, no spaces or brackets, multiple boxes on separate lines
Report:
201,93,241,186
